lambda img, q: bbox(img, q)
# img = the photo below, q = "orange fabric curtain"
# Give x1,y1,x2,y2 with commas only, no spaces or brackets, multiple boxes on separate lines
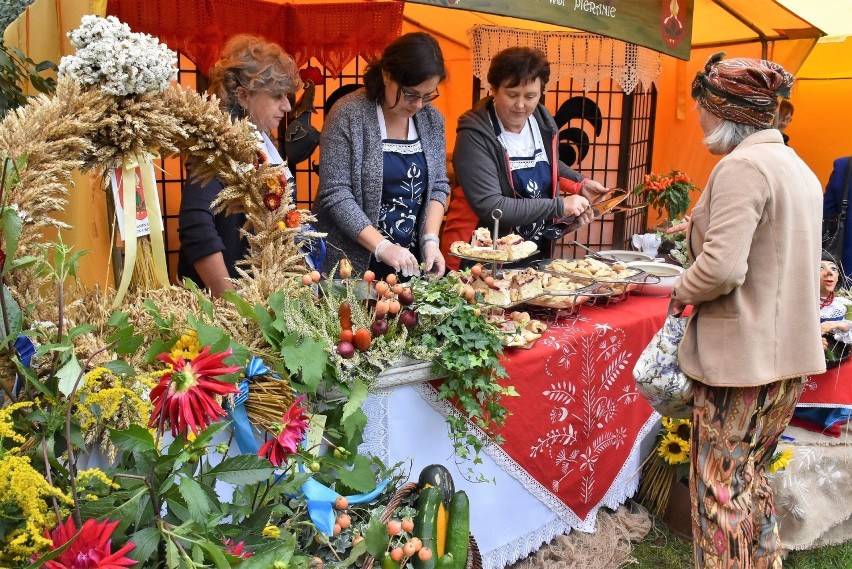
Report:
106,0,404,76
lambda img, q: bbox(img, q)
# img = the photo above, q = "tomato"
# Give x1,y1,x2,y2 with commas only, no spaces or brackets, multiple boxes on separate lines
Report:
353,328,372,352
301,274,313,286
339,329,353,343
388,300,401,314
390,547,404,562
471,264,482,277
407,536,421,551
309,461,321,472
386,273,398,285
364,270,376,283
417,547,433,562
334,496,349,510
310,270,321,283
337,513,351,529
484,276,495,286
401,518,414,533
333,523,341,536
402,541,417,557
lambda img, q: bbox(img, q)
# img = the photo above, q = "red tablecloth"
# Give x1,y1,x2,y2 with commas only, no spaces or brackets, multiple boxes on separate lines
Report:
466,295,668,523
799,360,852,407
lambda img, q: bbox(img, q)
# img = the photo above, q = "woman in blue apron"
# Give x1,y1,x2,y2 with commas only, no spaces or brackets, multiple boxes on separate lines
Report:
442,46,609,269
313,33,450,280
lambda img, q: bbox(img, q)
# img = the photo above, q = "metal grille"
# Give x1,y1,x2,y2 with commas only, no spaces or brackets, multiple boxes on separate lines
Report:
162,55,655,278
474,76,656,259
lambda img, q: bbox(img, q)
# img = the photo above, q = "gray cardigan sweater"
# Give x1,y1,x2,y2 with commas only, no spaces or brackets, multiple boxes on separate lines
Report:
313,90,450,274
452,97,584,232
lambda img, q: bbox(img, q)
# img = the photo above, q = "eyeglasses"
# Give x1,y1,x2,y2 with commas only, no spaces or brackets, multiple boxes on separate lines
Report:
400,86,440,103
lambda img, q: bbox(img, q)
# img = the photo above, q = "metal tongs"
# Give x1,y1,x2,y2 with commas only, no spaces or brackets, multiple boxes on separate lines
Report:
545,188,645,238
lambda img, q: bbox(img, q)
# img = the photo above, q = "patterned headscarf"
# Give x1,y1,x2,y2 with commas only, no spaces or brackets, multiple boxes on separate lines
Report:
692,52,794,129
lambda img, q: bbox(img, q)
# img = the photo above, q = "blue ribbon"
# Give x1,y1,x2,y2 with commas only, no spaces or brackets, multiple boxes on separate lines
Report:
12,335,35,398
226,356,388,536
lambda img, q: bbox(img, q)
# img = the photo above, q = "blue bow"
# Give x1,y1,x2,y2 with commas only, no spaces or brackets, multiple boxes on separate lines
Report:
226,356,388,536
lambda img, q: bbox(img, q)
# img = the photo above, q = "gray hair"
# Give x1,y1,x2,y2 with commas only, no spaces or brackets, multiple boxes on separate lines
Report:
703,118,761,154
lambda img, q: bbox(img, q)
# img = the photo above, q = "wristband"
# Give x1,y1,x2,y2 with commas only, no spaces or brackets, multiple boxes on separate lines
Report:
421,233,440,247
374,238,392,260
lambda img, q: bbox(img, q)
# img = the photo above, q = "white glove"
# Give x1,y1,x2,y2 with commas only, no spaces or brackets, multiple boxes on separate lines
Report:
422,241,445,278
376,240,420,277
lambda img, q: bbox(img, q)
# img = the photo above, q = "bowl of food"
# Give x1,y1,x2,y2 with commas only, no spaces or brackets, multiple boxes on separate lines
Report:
626,261,684,296
595,250,654,263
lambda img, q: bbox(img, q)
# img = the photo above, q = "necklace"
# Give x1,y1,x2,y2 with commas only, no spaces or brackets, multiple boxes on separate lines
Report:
820,292,835,309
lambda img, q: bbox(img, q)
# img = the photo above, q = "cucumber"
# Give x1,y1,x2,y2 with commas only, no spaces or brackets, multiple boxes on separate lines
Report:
381,552,400,569
445,491,470,569
434,552,455,569
417,464,456,507
412,486,442,569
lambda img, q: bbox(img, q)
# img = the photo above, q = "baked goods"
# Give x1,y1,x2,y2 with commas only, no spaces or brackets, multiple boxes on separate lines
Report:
506,268,543,302
545,257,638,280
448,228,538,262
485,309,548,347
471,275,512,306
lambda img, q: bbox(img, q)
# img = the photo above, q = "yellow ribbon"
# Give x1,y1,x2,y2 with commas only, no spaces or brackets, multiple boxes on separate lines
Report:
112,151,169,308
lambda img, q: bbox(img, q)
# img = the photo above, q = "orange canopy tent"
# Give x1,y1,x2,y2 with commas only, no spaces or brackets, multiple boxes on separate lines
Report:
4,0,847,285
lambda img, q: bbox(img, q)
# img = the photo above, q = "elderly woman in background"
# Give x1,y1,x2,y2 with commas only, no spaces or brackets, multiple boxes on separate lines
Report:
178,35,300,296
441,46,608,268
673,53,824,568
313,32,449,279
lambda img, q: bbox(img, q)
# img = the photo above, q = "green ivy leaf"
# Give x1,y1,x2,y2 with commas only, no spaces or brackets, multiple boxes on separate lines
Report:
280,333,328,393
341,378,367,424
337,454,377,493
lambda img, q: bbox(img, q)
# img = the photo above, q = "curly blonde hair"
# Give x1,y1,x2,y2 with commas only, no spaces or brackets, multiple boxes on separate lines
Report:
208,34,301,117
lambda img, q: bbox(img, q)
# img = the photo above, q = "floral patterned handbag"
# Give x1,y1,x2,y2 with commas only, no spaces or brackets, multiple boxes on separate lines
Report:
633,301,693,418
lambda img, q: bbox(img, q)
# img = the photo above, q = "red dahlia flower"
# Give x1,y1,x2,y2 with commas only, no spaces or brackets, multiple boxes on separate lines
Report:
41,517,136,569
149,347,241,436
258,395,310,467
222,538,252,559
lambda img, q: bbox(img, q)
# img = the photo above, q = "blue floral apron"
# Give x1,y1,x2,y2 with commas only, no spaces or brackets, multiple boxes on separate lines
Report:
500,120,553,244
371,136,428,278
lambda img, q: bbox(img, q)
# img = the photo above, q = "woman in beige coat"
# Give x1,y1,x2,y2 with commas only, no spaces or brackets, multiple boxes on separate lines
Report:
672,53,825,568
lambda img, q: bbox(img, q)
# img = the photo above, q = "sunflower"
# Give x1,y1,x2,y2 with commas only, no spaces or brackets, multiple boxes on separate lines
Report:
148,347,241,436
769,448,794,474
662,417,691,442
658,432,690,465
40,517,136,569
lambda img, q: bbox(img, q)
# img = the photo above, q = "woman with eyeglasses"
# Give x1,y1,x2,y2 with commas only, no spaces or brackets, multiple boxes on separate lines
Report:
441,46,608,269
790,252,852,435
313,32,449,279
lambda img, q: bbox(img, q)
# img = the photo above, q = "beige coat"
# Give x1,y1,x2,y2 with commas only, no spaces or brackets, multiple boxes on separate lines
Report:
673,129,826,387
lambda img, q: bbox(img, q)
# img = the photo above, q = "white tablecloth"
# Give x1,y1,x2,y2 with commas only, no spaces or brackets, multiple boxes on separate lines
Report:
361,384,648,568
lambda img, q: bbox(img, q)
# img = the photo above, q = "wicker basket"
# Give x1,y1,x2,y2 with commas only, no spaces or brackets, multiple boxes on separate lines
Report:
361,482,482,569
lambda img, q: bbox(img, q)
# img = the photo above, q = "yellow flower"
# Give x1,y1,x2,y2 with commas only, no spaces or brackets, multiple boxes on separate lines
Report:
170,329,202,362
0,453,73,560
658,433,690,465
0,402,33,444
662,417,691,442
769,448,794,474
262,524,281,539
77,467,119,490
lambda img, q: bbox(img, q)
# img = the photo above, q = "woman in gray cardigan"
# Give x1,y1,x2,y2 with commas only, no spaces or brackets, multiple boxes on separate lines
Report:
313,33,450,279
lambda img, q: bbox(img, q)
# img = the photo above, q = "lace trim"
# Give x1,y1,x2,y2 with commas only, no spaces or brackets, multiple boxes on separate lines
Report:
509,153,548,172
469,25,661,95
382,139,423,154
359,392,390,463
412,383,658,567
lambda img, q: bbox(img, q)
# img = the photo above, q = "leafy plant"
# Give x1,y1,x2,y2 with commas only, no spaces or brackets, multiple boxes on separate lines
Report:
0,37,57,117
634,170,699,221
410,275,518,481
0,1,33,33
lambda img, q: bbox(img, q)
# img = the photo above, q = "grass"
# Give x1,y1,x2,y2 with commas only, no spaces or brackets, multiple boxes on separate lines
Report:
629,508,852,568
